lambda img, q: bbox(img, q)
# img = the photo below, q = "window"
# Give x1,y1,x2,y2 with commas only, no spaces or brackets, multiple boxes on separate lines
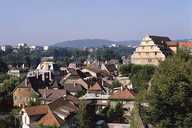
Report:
155,52,157,55
148,59,152,62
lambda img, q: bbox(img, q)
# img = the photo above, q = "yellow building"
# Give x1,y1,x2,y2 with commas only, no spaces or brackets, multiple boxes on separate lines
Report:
131,35,172,66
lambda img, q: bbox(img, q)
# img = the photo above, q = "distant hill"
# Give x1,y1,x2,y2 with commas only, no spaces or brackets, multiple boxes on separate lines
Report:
51,39,139,48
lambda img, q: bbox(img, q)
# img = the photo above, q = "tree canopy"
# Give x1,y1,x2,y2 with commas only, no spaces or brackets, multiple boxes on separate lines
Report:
146,50,192,128
119,64,156,92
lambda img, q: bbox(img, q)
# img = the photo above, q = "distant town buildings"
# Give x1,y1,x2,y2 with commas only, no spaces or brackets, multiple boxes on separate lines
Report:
2,34,191,128
0,43,49,52
166,41,192,54
17,43,28,48
43,46,49,51
7,69,20,77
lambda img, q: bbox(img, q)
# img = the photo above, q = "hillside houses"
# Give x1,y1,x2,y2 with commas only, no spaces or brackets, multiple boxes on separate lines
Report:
10,55,137,127
10,35,192,128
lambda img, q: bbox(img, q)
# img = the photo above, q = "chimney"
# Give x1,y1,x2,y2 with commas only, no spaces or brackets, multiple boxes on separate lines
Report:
36,71,39,79
25,79,27,87
42,73,45,81
49,71,52,81
43,87,48,99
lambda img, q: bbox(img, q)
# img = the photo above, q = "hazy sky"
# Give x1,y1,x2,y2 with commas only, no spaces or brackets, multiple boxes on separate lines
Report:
0,0,192,45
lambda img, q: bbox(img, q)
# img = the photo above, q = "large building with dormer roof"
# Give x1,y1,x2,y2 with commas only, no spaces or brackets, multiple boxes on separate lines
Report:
131,35,172,65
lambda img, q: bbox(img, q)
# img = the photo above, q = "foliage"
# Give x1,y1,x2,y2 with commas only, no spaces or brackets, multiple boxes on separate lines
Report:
119,64,133,77
0,114,20,128
0,58,8,73
0,76,22,94
145,50,192,128
130,105,145,128
112,80,122,88
109,80,122,92
91,47,134,61
76,89,87,98
76,101,92,128
0,76,22,111
103,103,124,123
119,64,156,92
29,92,40,106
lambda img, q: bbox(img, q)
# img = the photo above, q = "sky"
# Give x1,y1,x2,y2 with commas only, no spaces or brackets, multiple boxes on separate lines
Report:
0,0,192,45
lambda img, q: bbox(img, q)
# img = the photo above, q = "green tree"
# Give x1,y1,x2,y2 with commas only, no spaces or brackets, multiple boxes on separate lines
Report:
29,92,40,106
119,64,156,92
106,103,124,123
0,115,20,128
76,101,91,128
146,50,192,128
109,80,122,92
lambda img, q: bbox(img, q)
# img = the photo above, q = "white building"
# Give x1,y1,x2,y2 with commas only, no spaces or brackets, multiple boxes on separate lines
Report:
17,43,28,48
131,35,172,65
43,46,49,51
27,57,55,81
0,45,12,52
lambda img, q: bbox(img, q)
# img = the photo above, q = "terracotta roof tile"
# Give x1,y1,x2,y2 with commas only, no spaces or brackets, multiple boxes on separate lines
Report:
110,88,135,100
25,105,60,127
38,111,60,127
25,105,49,116
89,82,102,91
178,42,192,47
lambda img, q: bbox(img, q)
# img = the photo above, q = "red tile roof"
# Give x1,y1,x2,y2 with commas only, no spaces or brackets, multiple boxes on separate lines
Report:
38,110,60,127
110,88,135,100
89,82,102,91
178,42,192,47
167,41,192,48
24,95,78,127
25,105,49,116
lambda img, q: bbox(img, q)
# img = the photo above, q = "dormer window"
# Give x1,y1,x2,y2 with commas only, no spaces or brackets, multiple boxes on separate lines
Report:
155,52,157,55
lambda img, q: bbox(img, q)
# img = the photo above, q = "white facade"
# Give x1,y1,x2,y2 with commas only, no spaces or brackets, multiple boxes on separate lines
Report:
21,109,30,128
1,46,6,51
17,43,28,48
131,35,166,65
43,46,49,51
36,61,55,71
